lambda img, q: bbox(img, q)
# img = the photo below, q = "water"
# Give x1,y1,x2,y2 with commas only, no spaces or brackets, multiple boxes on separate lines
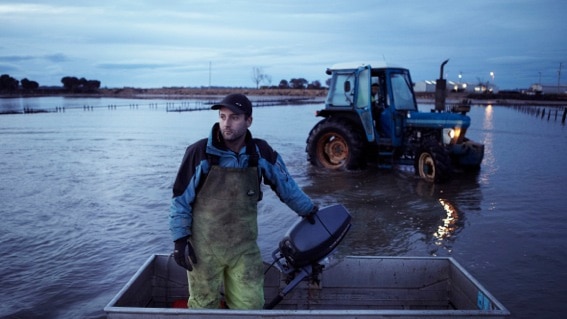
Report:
1,96,566,318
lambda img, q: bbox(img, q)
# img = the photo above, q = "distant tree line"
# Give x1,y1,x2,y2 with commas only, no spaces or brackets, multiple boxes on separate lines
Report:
4,68,326,94
0,74,39,93
276,78,323,89
60,76,101,93
252,67,327,90
0,74,101,94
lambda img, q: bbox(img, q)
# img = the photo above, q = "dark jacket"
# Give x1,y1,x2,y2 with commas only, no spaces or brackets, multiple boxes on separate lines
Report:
169,123,315,241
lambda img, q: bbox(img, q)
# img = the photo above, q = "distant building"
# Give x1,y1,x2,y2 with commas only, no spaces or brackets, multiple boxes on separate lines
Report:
414,80,486,93
451,81,472,93
473,83,499,94
530,84,567,94
413,81,436,92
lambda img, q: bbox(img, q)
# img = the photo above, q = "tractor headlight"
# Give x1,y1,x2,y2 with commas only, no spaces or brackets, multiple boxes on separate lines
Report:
443,128,461,144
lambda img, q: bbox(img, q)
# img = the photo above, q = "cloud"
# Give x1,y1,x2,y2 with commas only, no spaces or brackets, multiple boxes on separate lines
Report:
1,0,566,88
0,63,19,72
485,56,539,66
97,62,179,70
0,54,69,63
0,55,35,62
44,54,70,63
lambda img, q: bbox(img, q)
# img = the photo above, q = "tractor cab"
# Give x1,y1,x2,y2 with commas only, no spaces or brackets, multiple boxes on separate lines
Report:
324,63,418,146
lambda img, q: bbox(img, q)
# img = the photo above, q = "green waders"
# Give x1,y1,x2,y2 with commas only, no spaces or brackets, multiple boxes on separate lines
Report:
188,165,264,309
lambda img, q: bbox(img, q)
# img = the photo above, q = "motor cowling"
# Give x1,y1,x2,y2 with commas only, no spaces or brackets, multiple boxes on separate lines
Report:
278,204,352,268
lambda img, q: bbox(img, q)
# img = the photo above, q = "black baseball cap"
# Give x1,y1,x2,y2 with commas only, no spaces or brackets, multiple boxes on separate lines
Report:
211,93,252,117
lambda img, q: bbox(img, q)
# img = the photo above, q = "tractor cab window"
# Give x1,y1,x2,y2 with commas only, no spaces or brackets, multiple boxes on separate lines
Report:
390,72,417,111
326,72,355,107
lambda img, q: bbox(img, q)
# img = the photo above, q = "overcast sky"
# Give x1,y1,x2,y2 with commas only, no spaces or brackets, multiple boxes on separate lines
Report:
1,0,565,90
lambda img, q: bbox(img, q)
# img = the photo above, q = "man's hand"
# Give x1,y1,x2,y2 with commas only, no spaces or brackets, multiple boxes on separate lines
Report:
173,236,197,271
303,206,319,225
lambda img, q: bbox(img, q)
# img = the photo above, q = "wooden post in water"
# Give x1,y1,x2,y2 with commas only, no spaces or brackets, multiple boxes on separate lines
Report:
562,108,567,124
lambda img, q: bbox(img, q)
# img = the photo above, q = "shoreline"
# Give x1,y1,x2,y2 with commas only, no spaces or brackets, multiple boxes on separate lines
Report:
0,87,328,100
2,88,566,107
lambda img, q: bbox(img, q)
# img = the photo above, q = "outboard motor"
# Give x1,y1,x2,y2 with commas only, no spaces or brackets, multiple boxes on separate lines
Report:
264,204,352,309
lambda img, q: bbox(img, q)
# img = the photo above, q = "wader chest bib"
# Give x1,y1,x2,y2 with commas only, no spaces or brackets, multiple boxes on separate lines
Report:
188,164,264,309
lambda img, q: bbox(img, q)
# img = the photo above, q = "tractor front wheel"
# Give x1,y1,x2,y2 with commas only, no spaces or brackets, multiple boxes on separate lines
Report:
415,140,452,183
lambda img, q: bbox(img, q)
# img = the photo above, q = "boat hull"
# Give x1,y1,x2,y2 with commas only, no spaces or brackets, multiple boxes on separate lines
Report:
104,254,509,318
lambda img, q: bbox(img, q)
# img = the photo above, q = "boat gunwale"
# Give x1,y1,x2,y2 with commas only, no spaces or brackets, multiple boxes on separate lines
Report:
104,254,510,318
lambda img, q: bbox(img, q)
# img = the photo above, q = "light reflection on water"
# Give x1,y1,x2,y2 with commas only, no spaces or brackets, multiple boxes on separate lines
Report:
434,198,459,244
1,97,567,318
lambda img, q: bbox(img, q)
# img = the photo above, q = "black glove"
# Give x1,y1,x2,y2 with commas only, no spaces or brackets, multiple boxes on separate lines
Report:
303,206,319,225
173,236,197,271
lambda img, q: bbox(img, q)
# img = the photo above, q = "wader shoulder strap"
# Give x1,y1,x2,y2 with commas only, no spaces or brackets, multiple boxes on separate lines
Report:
246,138,259,167
206,138,259,168
204,139,263,200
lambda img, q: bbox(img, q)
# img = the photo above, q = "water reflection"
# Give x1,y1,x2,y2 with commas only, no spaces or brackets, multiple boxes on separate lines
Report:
0,98,22,114
478,105,496,185
434,199,459,242
300,164,482,258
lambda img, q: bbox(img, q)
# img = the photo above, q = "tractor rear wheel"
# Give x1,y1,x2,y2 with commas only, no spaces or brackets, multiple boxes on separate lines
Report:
306,118,365,170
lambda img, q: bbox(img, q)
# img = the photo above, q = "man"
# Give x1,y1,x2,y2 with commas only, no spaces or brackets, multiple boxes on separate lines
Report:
371,82,384,134
169,93,317,309
371,82,380,105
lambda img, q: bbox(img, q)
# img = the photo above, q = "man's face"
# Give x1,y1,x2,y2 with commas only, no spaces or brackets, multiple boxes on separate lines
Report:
218,108,252,142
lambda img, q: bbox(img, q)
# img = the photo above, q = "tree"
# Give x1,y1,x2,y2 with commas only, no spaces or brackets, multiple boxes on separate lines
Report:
21,78,39,90
61,76,80,91
0,74,19,92
61,76,101,92
264,74,272,87
86,80,101,91
308,80,322,89
278,79,290,89
289,78,308,89
251,67,274,89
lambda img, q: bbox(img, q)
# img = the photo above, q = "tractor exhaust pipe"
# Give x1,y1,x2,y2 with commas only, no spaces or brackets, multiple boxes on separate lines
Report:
434,59,450,112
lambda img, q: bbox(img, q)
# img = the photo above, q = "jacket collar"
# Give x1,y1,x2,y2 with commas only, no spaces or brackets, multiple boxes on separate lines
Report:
207,123,253,156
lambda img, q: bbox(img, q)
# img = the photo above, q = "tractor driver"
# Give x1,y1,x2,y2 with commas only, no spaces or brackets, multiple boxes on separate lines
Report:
371,82,380,105
371,82,384,133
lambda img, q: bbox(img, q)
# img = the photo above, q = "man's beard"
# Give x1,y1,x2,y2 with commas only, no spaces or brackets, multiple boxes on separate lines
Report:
221,127,245,142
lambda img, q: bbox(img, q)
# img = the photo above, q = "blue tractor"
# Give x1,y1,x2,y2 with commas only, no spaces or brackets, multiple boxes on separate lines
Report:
306,61,484,183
